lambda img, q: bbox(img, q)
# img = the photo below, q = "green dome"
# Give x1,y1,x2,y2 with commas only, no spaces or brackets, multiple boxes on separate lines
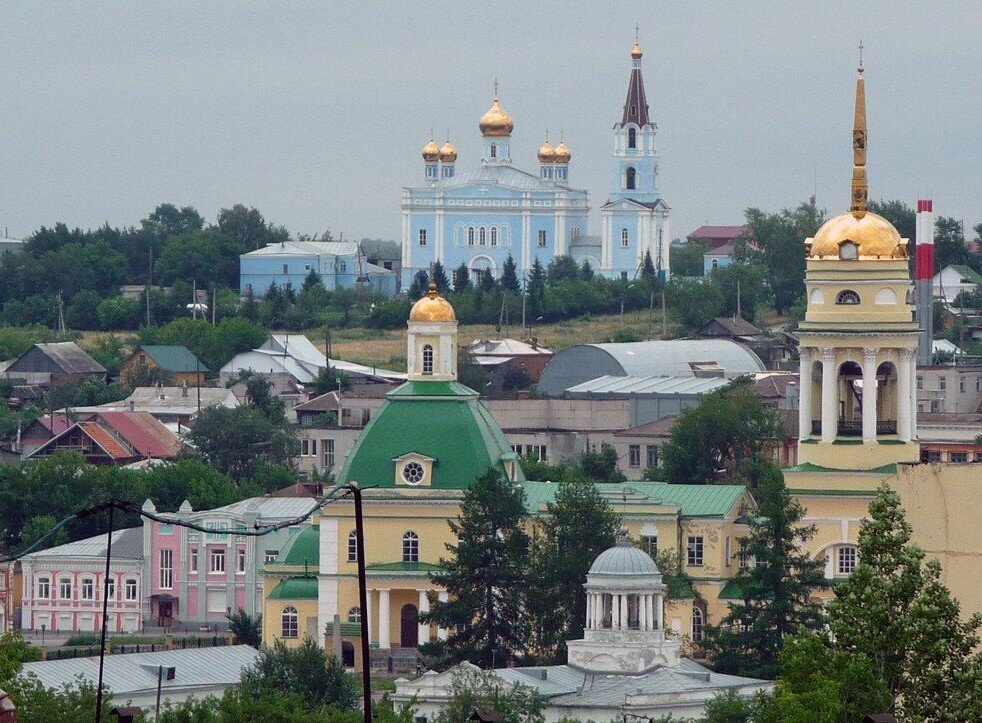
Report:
274,525,319,567
339,380,523,489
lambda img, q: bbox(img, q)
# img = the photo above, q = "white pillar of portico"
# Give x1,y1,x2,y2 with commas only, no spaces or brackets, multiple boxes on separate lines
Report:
798,348,813,439
619,594,629,631
377,589,390,649
820,347,838,442
898,349,914,441
437,591,448,641
638,594,648,631
655,593,663,631
586,594,594,629
366,590,374,645
418,590,431,644
862,347,879,442
611,594,620,629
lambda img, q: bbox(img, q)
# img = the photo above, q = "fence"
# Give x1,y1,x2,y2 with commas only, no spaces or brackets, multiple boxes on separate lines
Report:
44,634,232,661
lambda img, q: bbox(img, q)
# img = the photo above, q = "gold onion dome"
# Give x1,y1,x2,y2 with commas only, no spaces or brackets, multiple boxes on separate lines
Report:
439,139,457,162
537,138,556,163
409,282,456,322
479,96,514,137
422,139,440,162
553,139,571,164
631,41,643,59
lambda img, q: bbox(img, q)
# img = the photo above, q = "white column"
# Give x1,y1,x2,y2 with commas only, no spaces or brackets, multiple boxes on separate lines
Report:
377,589,390,650
638,594,647,631
798,348,813,439
655,593,663,631
418,590,430,645
437,591,448,641
619,594,629,631
820,347,837,442
611,594,620,629
366,589,374,645
586,594,594,630
862,347,879,442
898,349,913,441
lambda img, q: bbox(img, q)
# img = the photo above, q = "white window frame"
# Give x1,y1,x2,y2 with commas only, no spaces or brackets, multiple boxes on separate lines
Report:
687,536,704,567
106,577,115,601
81,577,95,600
692,606,704,642
641,535,658,557
402,531,419,563
837,545,857,575
490,227,498,246
348,531,358,562
281,606,299,638
189,548,198,573
37,576,50,599
264,550,279,564
621,228,629,247
210,548,226,574
418,229,427,246
347,607,361,623
125,578,138,601
538,230,547,247
422,344,434,375
59,577,72,600
628,444,641,467
323,439,335,469
159,548,173,589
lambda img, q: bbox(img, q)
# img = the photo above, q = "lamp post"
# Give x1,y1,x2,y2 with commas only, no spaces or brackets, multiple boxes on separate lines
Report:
620,284,636,321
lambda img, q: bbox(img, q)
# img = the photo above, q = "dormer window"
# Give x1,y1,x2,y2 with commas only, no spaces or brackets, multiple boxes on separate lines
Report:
839,241,858,260
836,290,861,305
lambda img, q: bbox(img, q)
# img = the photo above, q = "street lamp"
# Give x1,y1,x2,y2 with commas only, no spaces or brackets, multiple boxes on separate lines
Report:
620,284,636,321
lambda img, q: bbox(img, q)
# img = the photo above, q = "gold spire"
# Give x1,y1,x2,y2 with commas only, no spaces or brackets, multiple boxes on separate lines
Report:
631,24,642,59
850,41,867,219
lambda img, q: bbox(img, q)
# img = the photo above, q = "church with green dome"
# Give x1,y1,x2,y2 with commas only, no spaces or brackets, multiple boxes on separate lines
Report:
338,282,523,489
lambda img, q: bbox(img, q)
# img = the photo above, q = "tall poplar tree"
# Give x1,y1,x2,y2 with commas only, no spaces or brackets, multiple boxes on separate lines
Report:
421,468,530,668
705,466,826,679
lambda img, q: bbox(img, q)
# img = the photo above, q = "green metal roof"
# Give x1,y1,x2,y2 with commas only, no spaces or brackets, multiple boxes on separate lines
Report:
521,481,747,518
275,525,319,567
365,561,443,572
719,579,745,600
949,264,982,285
136,345,209,373
785,462,898,474
268,576,318,600
666,575,696,600
339,382,523,489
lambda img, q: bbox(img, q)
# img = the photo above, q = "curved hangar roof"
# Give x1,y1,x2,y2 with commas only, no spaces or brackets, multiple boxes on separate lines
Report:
537,340,765,396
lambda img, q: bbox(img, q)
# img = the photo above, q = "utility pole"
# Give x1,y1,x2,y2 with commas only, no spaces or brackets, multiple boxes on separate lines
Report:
661,290,667,338
736,278,741,320
344,483,373,723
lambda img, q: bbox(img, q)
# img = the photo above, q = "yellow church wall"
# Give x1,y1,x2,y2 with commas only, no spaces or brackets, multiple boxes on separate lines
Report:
262,598,319,648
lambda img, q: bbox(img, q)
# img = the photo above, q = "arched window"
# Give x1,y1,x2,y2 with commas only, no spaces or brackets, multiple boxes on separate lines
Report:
422,345,434,375
490,144,497,159
711,258,719,269
479,227,487,246
628,127,637,149
621,228,629,248
402,531,419,563
490,227,498,246
836,290,861,305
281,606,298,638
347,531,358,562
467,227,475,246
691,606,704,642
625,167,637,190
347,607,361,623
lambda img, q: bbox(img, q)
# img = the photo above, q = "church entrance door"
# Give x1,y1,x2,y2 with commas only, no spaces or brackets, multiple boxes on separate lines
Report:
400,604,419,648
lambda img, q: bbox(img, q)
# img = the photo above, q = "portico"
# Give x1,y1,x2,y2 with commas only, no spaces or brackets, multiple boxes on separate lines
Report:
364,580,448,649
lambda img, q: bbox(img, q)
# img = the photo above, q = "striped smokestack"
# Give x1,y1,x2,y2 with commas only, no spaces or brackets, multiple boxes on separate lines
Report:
916,199,934,365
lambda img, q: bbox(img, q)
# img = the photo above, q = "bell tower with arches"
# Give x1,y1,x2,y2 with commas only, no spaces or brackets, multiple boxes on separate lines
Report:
406,282,457,381
796,57,920,470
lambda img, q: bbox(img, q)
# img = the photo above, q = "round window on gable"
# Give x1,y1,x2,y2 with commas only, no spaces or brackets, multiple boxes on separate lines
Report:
402,461,426,485
836,290,861,305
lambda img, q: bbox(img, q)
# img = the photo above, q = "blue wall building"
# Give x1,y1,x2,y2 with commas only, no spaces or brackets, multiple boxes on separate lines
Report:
240,241,397,296
402,40,671,287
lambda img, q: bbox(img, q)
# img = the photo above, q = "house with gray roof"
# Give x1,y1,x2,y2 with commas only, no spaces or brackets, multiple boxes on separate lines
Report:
2,342,106,386
20,644,258,712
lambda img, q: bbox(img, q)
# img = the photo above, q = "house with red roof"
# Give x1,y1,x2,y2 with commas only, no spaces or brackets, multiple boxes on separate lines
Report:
26,411,180,465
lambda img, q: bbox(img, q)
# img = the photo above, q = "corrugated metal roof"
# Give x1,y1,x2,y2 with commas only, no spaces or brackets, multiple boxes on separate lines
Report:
135,346,208,373
467,339,553,356
207,496,318,519
242,241,360,257
95,412,181,458
24,527,143,560
419,164,587,194
687,225,748,241
565,375,731,396
33,342,106,374
521,481,747,518
21,645,258,697
268,576,318,600
62,386,240,417
79,422,133,459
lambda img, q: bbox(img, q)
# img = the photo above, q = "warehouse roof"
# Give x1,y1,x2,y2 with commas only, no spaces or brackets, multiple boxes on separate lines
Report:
565,374,731,396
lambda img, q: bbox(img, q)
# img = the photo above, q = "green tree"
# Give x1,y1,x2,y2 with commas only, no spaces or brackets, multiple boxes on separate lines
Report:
0,630,42,682
579,258,595,280
96,296,142,330
545,255,579,284
453,263,472,292
240,638,358,711
188,406,298,481
526,257,546,315
667,278,724,329
578,443,625,483
65,290,102,330
422,467,529,668
311,366,351,395
70,376,126,405
526,481,619,661
478,268,495,292
5,677,111,723
226,608,262,648
661,386,784,486
669,239,709,277
457,349,487,391
430,260,451,293
500,255,520,292
710,263,771,322
933,215,974,271
828,484,982,719
408,270,429,300
433,666,544,723
705,467,826,679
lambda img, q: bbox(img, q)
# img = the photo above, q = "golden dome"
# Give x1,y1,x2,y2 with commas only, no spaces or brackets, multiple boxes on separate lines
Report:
631,41,643,60
439,139,457,163
422,139,440,162
807,211,906,259
537,138,556,163
553,140,571,164
479,96,514,137
409,282,456,322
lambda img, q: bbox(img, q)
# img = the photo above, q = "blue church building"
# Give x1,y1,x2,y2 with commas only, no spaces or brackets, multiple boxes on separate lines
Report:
402,39,671,287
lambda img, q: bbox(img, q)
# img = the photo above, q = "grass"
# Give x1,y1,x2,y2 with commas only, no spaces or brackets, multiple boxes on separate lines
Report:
314,310,679,370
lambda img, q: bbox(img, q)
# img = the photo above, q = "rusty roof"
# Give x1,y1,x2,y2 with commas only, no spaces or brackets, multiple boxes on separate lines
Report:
93,412,181,458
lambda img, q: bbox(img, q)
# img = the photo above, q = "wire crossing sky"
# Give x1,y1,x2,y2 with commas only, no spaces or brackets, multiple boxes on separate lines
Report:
0,2,979,243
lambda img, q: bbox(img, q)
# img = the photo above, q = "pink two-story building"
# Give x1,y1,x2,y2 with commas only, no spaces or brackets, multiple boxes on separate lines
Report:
21,528,143,633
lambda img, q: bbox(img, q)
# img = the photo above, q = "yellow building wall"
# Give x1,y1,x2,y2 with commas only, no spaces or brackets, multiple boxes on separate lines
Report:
262,596,319,648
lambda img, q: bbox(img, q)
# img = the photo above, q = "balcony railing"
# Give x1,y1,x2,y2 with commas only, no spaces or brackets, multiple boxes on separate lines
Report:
809,420,898,436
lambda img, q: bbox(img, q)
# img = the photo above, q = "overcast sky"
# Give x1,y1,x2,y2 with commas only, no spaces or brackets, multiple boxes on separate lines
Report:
1,1,980,243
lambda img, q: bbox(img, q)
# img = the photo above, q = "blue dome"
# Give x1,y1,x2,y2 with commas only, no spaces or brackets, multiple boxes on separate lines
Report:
589,541,660,576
